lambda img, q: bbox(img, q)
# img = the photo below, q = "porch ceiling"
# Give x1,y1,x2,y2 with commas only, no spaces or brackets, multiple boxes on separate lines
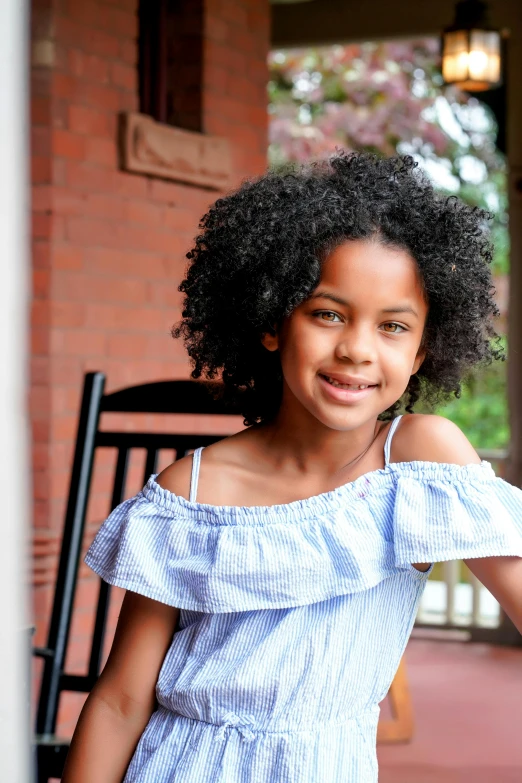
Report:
271,0,514,49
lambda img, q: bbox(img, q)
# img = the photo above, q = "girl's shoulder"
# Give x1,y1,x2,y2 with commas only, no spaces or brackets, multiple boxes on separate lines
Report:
155,431,253,503
155,453,193,501
391,414,481,467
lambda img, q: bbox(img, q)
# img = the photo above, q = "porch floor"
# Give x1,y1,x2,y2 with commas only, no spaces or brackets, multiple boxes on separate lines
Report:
378,637,522,782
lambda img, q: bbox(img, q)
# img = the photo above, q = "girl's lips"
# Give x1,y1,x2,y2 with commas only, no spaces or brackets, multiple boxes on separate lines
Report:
318,373,378,403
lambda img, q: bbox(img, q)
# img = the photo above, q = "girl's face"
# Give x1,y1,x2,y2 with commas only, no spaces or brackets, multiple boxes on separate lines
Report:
263,239,428,432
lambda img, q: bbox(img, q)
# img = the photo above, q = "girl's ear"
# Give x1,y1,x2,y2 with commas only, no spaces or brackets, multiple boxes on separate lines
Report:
411,347,426,375
261,327,279,352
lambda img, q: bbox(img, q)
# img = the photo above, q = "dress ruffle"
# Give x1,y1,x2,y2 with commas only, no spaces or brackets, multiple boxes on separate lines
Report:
392,463,522,566
84,461,522,613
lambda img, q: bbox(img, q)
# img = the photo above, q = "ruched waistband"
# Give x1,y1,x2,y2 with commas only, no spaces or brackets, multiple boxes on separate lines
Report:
157,704,379,742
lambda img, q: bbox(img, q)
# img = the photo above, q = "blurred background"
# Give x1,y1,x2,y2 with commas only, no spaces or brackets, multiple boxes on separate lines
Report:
3,0,521,781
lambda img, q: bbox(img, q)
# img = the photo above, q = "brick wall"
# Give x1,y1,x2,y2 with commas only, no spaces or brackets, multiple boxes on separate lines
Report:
31,0,269,736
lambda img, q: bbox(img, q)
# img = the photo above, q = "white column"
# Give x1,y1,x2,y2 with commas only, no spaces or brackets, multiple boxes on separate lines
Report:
0,0,31,780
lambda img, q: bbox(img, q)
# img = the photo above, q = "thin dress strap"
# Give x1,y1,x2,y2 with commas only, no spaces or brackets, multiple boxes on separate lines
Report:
189,447,204,503
384,415,403,466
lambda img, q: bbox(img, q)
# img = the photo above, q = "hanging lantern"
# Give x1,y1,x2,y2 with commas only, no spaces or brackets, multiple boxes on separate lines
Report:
442,0,501,91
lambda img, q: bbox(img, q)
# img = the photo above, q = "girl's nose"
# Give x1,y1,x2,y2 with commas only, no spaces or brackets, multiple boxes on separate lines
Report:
334,327,376,364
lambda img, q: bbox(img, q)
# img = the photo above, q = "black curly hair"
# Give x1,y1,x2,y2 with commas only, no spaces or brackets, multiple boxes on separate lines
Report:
174,151,503,425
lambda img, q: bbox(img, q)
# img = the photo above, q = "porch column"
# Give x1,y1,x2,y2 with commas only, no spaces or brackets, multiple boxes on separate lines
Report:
0,0,32,780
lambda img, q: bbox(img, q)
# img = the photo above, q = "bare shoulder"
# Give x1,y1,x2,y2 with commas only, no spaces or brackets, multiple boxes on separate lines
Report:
155,454,194,500
155,432,250,501
391,413,481,466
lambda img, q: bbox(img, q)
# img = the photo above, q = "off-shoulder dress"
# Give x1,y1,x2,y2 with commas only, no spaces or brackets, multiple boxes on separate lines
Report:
85,415,522,782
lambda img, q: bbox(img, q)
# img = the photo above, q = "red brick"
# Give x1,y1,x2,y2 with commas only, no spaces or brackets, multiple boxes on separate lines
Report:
53,301,87,328
205,16,229,44
52,157,67,186
51,98,69,132
67,49,110,83
83,83,121,112
33,269,51,299
52,129,86,160
212,0,248,28
83,273,149,305
147,178,184,205
148,281,182,309
32,212,53,240
31,67,52,99
31,356,50,386
84,247,164,278
61,329,107,357
53,16,85,49
33,469,50,501
31,96,52,125
163,206,199,232
32,156,52,183
87,29,121,60
65,215,118,246
107,332,149,359
32,300,52,328
65,160,112,191
203,65,229,94
53,187,87,215
32,184,52,212
98,5,137,38
119,38,137,66
49,468,74,500
32,417,51,444
118,90,139,113
30,384,52,416
31,325,51,356
62,1,101,29
84,136,117,168
52,244,84,270
111,170,149,199
68,104,109,136
110,60,136,91
50,356,82,387
84,192,126,220
205,40,247,74
52,72,79,101
33,242,51,270
126,200,164,226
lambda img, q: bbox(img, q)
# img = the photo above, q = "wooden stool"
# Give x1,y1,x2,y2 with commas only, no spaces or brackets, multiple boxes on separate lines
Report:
377,657,414,743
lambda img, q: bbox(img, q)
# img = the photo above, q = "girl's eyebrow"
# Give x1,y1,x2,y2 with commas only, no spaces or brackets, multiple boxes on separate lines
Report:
309,291,419,318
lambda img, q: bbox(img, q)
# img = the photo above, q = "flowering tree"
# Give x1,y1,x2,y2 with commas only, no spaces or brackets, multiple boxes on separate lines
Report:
268,39,507,275
268,39,508,448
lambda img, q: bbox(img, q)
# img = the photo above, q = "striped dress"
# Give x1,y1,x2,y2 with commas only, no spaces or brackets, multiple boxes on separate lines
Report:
85,415,522,782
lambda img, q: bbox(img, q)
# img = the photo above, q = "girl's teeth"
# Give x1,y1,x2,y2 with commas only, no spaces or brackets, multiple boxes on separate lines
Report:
325,376,369,390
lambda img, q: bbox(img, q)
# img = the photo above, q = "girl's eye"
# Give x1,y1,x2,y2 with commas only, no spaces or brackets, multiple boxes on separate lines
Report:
315,311,342,323
381,322,405,334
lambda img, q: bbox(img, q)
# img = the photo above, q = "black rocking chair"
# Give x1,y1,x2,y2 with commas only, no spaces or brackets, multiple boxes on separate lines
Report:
33,372,240,782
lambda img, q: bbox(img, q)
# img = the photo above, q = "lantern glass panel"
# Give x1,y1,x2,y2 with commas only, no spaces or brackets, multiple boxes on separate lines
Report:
442,30,470,83
442,27,501,90
469,30,501,83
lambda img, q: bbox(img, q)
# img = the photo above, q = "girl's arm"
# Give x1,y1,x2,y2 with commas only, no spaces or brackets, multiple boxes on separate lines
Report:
394,414,522,634
62,590,179,783
464,556,522,634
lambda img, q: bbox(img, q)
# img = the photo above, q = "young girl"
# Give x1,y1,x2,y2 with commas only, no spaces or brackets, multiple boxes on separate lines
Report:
63,153,522,783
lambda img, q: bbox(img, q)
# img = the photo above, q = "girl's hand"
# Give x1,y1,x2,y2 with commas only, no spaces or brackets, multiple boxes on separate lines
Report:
62,591,179,782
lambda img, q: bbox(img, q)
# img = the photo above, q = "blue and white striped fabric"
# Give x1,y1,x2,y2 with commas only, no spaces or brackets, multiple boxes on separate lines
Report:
85,416,522,782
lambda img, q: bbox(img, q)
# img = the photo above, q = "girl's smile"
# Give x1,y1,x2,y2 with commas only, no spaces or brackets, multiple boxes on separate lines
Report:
318,373,378,402
263,238,428,432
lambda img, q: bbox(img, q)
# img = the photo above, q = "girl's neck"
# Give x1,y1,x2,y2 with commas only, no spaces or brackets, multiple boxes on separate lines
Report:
257,405,382,479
